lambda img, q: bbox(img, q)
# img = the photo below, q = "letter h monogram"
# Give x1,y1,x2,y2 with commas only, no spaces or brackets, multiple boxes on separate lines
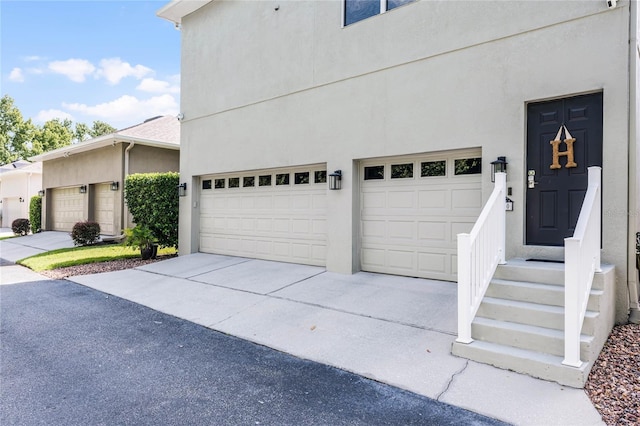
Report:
550,125,577,170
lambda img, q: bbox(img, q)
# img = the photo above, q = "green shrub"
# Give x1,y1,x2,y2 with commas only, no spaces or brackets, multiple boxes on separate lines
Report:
29,195,42,234
71,221,101,246
124,172,179,248
11,218,30,236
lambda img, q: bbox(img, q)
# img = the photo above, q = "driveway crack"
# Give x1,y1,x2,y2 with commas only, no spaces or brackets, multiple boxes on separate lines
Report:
436,360,468,401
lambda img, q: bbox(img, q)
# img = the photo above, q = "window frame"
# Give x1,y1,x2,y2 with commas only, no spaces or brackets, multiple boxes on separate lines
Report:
343,0,414,27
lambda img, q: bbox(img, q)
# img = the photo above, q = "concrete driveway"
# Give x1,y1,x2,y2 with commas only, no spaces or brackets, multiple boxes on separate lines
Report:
0,230,74,263
0,232,605,425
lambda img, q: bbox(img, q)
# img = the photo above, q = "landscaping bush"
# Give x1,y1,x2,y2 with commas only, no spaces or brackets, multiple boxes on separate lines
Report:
124,172,179,248
29,195,42,234
11,218,30,236
71,221,101,246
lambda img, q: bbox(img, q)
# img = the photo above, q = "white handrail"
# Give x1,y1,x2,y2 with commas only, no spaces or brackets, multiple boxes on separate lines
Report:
563,166,602,367
457,172,506,344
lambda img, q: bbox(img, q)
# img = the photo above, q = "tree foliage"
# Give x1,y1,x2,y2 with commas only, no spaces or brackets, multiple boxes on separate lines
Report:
0,95,117,164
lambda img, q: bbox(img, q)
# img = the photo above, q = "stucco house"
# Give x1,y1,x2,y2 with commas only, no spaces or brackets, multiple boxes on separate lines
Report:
158,0,639,386
30,115,180,236
0,160,43,228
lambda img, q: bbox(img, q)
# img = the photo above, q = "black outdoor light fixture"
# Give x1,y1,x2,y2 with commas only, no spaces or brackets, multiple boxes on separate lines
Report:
38,190,45,197
79,185,87,194
178,182,187,197
110,181,119,191
490,156,508,182
328,170,342,190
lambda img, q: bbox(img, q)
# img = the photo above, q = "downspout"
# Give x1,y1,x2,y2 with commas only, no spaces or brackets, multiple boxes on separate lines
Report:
628,0,640,323
122,141,135,233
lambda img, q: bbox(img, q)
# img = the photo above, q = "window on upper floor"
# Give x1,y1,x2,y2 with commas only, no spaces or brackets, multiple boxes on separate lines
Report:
344,0,415,26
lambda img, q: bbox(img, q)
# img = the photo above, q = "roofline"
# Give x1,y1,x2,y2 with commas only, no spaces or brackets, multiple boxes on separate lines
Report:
157,0,212,24
29,137,179,162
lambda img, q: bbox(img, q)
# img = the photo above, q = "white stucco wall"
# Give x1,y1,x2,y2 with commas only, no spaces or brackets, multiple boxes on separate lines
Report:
0,171,43,227
177,1,634,321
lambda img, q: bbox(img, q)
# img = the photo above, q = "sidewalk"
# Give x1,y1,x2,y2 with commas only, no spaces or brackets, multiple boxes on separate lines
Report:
0,232,604,425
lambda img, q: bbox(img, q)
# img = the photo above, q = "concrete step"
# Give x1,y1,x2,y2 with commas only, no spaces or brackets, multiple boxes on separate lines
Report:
471,317,594,359
486,278,605,311
477,297,599,335
451,339,590,388
494,259,606,290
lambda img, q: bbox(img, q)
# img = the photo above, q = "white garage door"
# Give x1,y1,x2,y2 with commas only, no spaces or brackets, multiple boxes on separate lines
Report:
51,187,85,232
2,198,24,228
200,165,328,266
93,183,115,235
361,150,483,281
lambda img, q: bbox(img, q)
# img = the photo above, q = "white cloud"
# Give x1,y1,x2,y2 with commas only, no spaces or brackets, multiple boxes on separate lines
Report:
9,68,24,82
48,59,96,82
136,77,180,94
63,94,178,127
97,58,153,85
23,55,43,62
35,109,74,123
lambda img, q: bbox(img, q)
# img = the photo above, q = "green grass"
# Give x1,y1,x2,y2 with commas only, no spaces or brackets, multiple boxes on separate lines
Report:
0,235,18,241
17,244,177,272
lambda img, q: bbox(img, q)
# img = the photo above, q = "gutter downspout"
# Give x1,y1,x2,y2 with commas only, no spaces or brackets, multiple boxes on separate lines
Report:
122,141,135,233
628,0,640,323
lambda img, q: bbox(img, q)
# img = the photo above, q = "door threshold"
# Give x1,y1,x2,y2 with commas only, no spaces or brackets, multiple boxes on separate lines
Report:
526,258,564,264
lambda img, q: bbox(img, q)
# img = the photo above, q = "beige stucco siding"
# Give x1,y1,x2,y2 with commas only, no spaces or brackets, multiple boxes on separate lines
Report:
178,1,633,322
129,145,179,174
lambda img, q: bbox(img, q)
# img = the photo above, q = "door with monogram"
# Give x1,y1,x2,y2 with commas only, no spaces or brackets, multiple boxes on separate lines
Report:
526,93,603,246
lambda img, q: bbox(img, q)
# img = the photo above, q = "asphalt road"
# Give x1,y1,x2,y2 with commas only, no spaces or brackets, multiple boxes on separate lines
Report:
1,279,508,426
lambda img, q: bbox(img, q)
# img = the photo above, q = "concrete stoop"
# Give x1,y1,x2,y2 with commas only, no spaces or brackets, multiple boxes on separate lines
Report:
452,259,616,388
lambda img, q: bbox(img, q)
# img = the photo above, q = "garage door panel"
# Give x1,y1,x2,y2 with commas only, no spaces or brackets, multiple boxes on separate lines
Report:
200,165,327,266
361,150,482,281
51,187,85,232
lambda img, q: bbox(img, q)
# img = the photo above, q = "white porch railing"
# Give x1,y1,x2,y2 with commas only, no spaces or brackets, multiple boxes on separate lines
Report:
456,172,507,344
563,166,602,367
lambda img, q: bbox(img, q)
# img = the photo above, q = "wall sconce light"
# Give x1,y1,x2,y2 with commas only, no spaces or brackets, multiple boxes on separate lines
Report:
19,197,25,203
328,170,342,190
38,190,45,197
490,156,508,182
110,181,119,191
79,185,87,194
178,182,187,197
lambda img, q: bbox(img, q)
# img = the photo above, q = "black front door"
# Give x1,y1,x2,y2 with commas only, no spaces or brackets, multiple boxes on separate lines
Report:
526,93,603,246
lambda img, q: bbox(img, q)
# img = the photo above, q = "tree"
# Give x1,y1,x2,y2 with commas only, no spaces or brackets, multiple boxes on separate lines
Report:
0,95,36,164
90,121,116,137
31,118,73,155
0,94,117,163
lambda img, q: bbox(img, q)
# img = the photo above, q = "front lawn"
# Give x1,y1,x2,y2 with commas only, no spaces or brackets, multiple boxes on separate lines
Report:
18,245,177,272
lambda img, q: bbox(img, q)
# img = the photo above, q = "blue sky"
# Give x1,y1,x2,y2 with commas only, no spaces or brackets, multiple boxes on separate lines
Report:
1,0,181,130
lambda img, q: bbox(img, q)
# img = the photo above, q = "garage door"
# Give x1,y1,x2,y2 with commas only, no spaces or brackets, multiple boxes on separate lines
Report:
93,183,115,235
51,187,85,232
360,150,483,281
2,198,23,228
200,165,328,266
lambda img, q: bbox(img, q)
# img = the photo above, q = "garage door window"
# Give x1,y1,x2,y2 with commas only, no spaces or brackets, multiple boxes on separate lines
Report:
215,179,225,189
391,163,413,179
203,179,213,190
229,177,240,188
421,160,446,177
314,171,327,183
295,172,310,185
364,165,384,180
454,158,482,175
259,175,272,186
276,173,290,185
243,176,255,187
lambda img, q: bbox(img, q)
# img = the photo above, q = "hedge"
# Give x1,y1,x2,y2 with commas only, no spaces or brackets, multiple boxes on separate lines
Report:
124,172,179,248
71,221,101,246
29,195,42,234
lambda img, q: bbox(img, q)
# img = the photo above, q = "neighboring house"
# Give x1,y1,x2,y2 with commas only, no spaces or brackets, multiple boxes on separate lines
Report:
30,115,180,236
0,160,43,228
158,1,639,386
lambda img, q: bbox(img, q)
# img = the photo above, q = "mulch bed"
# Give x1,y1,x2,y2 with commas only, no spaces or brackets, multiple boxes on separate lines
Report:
39,254,177,280
585,323,640,425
